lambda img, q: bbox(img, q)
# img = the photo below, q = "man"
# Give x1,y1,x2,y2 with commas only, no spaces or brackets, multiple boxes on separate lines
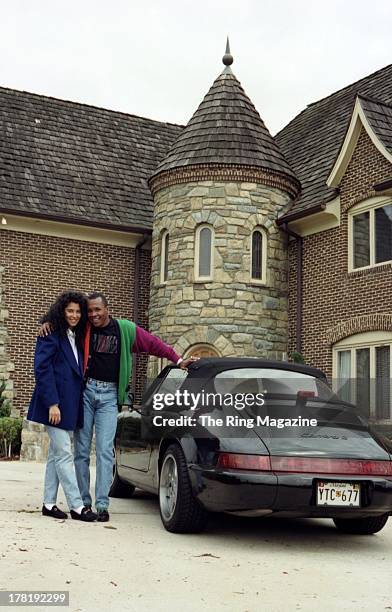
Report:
41,291,195,522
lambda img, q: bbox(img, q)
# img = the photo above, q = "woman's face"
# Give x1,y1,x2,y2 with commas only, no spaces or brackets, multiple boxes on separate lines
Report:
64,302,81,329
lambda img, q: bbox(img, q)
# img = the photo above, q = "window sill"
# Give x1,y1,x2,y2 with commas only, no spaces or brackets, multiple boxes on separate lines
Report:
347,261,392,278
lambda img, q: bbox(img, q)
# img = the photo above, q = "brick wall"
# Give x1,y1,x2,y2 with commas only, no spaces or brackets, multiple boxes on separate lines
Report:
0,230,151,412
288,128,392,377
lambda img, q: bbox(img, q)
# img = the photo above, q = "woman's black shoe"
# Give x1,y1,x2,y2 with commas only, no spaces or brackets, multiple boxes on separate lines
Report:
42,505,68,519
70,507,97,522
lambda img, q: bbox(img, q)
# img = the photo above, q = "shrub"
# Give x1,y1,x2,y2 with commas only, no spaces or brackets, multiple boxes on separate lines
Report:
291,351,306,364
0,416,23,458
0,380,12,418
0,380,21,457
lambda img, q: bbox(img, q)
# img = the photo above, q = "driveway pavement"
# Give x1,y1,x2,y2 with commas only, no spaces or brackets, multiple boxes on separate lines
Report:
0,462,391,612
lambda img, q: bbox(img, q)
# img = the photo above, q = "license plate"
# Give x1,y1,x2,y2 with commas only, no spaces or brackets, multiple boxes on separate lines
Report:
317,481,360,507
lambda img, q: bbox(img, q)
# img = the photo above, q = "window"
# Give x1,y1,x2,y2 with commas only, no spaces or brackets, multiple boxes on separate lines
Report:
333,332,392,420
195,225,214,281
250,227,267,283
350,199,392,270
160,230,169,283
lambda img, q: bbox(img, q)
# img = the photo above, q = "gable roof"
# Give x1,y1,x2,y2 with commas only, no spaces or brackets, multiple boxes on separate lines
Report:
0,87,182,231
360,95,392,155
276,64,392,220
153,66,298,185
327,95,392,187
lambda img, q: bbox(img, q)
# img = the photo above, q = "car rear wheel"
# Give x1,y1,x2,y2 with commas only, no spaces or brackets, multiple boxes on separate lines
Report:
159,444,208,533
333,514,389,534
109,448,136,498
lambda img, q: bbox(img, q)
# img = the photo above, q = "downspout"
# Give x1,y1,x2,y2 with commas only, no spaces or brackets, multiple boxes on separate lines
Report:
131,234,149,395
280,223,303,356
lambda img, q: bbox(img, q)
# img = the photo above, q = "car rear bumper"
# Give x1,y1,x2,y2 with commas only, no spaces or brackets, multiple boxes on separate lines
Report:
192,466,392,517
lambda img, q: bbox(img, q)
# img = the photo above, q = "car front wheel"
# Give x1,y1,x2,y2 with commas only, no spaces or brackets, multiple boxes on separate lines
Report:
333,514,389,534
159,444,207,533
109,448,136,498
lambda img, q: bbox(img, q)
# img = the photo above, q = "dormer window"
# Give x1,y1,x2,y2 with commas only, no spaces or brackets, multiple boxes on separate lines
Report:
349,198,392,271
251,227,267,283
195,225,214,281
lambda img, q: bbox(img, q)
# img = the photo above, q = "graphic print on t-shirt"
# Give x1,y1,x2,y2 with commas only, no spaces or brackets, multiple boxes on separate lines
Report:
88,319,121,383
92,333,118,354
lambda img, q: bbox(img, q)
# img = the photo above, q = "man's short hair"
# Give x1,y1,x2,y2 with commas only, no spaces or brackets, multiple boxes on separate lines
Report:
87,291,108,307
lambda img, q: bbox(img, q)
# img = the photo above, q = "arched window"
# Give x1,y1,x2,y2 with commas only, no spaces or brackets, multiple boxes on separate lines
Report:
251,227,267,283
184,344,221,359
160,230,169,283
195,225,214,281
333,331,392,420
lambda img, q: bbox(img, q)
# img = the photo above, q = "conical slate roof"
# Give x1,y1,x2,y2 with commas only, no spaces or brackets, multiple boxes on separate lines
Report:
153,65,298,183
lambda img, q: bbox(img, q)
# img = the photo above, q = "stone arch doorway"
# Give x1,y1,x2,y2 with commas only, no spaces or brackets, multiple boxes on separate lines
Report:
184,344,220,359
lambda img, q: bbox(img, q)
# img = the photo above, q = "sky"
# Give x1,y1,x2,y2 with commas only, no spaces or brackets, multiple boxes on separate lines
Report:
0,0,391,135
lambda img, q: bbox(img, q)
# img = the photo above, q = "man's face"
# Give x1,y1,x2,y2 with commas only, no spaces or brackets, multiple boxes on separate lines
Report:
87,298,110,327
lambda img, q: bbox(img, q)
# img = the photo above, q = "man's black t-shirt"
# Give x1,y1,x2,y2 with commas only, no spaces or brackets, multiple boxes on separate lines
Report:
87,318,120,383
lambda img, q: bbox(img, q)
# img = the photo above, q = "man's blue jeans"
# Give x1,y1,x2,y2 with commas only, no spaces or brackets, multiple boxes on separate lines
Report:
74,379,118,511
44,426,84,511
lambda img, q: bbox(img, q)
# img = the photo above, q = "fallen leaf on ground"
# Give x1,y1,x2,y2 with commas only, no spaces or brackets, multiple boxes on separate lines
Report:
193,553,220,559
103,526,117,530
18,548,28,552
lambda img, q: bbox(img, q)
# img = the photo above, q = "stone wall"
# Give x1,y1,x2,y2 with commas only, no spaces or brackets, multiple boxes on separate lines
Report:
149,180,291,373
0,265,14,410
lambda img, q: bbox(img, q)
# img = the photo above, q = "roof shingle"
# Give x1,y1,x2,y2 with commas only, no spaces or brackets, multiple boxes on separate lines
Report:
153,67,297,183
276,64,392,218
0,88,182,230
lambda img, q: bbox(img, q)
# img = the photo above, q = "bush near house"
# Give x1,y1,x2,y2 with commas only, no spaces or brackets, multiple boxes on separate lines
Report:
0,380,22,458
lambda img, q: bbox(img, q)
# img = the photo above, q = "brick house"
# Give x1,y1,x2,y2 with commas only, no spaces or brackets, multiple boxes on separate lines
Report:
1,53,391,456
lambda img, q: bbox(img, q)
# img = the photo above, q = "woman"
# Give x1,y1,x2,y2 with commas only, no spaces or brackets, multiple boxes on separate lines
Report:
28,291,96,522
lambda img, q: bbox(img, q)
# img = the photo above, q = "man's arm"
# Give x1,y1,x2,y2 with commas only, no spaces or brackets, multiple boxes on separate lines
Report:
133,326,197,368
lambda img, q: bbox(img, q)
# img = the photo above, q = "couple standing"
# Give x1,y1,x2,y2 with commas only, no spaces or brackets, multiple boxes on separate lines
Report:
27,291,193,523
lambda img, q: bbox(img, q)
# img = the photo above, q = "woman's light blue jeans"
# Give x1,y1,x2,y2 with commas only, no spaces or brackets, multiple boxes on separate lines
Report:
74,379,118,511
44,426,84,511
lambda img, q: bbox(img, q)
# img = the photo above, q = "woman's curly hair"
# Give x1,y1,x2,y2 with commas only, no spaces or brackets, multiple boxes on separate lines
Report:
40,291,87,346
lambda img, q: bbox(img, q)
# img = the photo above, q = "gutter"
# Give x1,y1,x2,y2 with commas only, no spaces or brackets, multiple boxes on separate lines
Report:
374,179,392,192
131,233,150,395
0,206,152,235
276,202,326,226
279,222,303,355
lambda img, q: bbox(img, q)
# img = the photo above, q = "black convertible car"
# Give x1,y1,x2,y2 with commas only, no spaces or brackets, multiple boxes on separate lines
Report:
110,358,392,534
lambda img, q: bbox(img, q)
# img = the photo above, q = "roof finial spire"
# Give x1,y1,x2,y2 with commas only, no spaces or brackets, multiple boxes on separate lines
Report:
222,36,233,67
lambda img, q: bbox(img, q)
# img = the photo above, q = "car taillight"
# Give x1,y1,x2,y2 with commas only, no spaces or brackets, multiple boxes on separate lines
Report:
217,453,271,471
297,390,316,399
217,453,392,476
270,456,392,476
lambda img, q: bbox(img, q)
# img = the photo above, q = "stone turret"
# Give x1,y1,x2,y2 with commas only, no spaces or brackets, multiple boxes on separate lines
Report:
148,45,300,370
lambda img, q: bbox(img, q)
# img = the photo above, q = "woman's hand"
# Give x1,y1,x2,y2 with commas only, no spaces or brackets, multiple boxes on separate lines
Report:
48,405,61,425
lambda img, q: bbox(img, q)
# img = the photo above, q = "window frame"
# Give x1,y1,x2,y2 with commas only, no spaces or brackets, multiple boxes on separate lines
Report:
250,226,267,285
348,196,392,272
194,224,214,282
160,230,169,284
332,331,392,421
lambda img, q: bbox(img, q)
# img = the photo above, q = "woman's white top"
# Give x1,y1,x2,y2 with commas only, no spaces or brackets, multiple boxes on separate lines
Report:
67,328,79,364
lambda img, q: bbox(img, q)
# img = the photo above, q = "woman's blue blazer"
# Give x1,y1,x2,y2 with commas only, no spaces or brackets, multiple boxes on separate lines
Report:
27,332,84,431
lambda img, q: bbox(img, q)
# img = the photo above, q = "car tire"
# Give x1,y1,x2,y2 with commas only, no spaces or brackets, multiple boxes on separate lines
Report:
159,444,208,533
109,448,136,498
333,514,389,535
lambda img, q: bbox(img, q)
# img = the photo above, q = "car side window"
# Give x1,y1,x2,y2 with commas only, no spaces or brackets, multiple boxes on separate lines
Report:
142,367,188,408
